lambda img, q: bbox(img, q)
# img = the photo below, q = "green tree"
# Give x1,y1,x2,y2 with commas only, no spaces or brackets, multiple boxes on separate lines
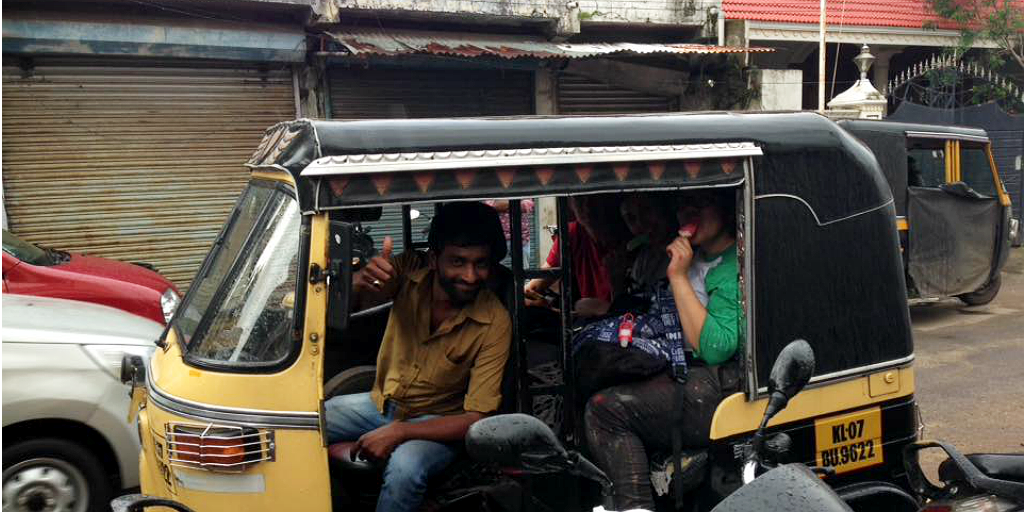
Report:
928,0,1023,71
925,0,1023,110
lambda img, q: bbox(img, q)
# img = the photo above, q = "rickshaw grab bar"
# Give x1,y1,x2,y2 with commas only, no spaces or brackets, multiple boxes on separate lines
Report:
299,143,764,176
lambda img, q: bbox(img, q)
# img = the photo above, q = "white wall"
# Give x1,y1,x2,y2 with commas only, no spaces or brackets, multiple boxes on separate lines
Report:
755,69,803,111
535,68,558,264
334,0,711,35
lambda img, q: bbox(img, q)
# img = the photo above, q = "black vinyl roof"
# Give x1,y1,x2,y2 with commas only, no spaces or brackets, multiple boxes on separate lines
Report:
251,111,892,223
272,111,849,164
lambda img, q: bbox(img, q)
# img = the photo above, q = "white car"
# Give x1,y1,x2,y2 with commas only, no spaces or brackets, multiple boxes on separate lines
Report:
3,294,162,512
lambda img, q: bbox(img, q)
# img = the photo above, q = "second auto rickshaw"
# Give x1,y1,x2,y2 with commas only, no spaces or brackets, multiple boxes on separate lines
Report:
838,119,1014,305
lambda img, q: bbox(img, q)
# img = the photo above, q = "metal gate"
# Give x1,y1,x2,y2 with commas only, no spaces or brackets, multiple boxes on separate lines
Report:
2,57,297,288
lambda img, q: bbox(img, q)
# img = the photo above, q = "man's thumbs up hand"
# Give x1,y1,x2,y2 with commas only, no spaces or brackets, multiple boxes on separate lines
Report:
356,236,397,293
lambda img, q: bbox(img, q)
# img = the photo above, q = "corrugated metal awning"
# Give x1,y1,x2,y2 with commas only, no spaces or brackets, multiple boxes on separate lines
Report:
326,29,774,59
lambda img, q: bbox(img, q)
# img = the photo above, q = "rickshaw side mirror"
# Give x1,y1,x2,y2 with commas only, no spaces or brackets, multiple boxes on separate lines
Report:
466,414,570,472
326,221,354,331
763,339,816,424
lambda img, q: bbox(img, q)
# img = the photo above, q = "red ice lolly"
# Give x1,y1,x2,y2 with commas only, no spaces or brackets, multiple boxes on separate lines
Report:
679,219,700,238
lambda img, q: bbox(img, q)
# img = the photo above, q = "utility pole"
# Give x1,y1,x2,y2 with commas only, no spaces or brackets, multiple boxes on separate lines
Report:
819,0,826,111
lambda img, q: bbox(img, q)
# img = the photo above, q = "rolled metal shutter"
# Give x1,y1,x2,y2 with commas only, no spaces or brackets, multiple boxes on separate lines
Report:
557,72,677,115
2,57,296,289
328,67,536,260
329,67,533,121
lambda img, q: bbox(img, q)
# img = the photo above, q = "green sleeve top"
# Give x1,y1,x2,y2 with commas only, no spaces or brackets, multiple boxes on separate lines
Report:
695,244,741,366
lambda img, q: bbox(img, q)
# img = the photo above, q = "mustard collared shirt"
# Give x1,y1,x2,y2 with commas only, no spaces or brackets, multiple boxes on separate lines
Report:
369,252,512,418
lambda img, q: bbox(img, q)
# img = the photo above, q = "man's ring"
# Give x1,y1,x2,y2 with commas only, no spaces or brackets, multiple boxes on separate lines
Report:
372,279,382,287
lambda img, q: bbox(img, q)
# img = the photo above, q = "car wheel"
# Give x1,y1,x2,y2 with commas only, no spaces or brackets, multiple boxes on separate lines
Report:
958,274,1002,306
2,438,111,512
324,366,377,399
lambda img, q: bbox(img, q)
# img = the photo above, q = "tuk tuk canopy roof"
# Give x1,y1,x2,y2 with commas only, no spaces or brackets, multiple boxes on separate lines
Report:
250,112,893,224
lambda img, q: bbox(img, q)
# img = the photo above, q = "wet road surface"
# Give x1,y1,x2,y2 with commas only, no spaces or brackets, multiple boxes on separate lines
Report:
910,246,1024,474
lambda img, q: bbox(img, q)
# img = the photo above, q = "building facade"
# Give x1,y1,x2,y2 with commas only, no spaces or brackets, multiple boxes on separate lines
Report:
4,0,771,286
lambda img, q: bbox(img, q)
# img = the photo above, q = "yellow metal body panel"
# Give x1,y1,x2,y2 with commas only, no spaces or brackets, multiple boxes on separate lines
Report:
138,405,331,511
868,369,900,397
137,176,335,511
307,213,330,404
986,146,1013,207
149,179,322,412
709,367,914,440
945,140,956,183
895,218,909,231
953,141,962,182
152,320,319,412
251,169,296,185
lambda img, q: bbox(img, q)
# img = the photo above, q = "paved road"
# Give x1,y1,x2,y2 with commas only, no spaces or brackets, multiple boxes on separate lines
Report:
911,246,1024,474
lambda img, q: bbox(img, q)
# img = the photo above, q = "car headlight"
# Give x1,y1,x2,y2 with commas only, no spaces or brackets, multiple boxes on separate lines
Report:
161,288,181,323
83,344,155,381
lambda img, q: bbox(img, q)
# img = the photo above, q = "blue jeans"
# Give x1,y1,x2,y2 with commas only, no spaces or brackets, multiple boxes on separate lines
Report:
325,392,457,512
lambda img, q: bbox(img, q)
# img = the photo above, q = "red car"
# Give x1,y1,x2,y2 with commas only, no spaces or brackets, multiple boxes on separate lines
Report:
2,229,180,324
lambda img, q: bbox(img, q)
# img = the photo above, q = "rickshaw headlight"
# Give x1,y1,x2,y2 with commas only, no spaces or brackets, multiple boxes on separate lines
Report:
166,424,275,471
161,289,180,324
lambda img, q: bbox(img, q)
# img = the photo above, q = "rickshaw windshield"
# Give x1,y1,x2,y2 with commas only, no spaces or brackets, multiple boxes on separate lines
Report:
172,180,301,368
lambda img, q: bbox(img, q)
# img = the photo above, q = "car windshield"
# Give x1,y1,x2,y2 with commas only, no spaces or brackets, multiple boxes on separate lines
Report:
2,230,56,266
171,181,301,367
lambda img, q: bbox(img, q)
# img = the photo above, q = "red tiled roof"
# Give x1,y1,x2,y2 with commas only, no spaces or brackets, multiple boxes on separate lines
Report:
723,0,965,30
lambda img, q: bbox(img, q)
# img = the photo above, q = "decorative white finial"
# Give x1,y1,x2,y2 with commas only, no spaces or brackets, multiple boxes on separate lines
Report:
853,44,875,80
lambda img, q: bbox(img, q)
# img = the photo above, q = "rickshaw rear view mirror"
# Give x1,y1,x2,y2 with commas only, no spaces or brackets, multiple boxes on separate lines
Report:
763,339,816,422
326,221,354,331
466,414,569,473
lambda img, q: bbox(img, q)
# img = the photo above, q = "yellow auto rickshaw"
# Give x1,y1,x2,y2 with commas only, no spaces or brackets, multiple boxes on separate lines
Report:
119,112,919,512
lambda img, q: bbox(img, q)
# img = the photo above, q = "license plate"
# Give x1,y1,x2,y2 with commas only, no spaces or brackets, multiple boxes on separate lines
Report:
814,407,883,474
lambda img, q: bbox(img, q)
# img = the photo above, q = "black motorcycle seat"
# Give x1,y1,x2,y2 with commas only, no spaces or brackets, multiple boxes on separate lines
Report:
329,441,383,474
939,453,1024,484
